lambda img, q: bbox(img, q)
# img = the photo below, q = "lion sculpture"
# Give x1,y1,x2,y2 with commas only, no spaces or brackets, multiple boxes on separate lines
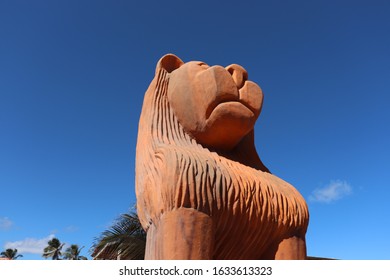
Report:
136,54,309,259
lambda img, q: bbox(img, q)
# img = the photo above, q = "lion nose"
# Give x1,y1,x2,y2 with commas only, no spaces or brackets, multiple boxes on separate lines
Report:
225,64,248,89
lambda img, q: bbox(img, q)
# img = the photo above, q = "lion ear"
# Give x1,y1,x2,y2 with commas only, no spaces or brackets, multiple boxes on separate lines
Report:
156,54,184,74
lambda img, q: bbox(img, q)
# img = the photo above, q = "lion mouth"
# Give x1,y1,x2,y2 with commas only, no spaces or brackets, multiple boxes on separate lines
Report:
205,91,239,119
206,86,259,120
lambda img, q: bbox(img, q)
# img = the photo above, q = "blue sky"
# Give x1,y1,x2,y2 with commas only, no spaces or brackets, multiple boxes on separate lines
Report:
1,0,389,260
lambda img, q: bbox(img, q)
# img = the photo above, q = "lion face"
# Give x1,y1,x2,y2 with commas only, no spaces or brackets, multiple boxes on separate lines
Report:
165,56,264,150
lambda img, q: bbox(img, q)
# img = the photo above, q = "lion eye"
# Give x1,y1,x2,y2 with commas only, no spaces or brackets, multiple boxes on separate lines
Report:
197,62,209,69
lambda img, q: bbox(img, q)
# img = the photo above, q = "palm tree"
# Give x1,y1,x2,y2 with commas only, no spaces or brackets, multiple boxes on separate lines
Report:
42,237,64,260
63,244,88,260
91,211,146,260
0,248,23,260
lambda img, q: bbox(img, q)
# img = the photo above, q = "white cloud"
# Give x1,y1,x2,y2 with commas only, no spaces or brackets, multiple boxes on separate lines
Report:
0,217,13,231
4,234,55,254
309,180,352,203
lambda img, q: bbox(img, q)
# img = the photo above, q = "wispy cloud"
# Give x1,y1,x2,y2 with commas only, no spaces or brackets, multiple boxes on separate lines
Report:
4,234,55,254
64,225,79,233
309,180,352,203
0,217,13,231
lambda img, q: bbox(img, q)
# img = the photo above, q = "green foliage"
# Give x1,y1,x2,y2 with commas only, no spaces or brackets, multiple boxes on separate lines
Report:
63,244,88,260
91,212,146,260
42,237,64,260
0,248,23,260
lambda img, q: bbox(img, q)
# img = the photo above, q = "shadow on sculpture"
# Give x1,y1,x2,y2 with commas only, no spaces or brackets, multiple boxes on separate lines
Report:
135,54,309,259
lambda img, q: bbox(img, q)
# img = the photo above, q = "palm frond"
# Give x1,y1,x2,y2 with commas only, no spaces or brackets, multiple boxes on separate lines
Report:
42,238,64,260
1,248,23,260
91,212,146,260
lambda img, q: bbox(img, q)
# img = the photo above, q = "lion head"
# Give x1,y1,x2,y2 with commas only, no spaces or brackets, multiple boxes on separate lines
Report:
136,53,269,171
166,55,264,150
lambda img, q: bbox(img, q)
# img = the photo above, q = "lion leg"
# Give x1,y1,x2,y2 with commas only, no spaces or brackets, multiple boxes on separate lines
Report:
144,208,214,260
263,235,307,260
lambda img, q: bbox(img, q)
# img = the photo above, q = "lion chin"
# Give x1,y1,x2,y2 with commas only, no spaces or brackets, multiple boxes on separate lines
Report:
135,54,309,260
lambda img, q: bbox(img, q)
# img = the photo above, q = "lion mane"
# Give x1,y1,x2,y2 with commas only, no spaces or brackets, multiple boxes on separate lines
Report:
136,54,309,260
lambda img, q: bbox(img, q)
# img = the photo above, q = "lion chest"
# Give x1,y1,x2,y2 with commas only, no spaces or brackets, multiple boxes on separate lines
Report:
211,160,308,259
166,151,306,223
163,151,308,258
